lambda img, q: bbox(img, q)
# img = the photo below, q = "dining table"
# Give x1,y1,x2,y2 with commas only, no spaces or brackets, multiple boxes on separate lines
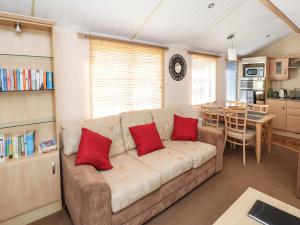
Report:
216,107,276,164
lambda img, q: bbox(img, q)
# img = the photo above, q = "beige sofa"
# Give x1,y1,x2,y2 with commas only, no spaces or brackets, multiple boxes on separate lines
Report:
61,106,224,225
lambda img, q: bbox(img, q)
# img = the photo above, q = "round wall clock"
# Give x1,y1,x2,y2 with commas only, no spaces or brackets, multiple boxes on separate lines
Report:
169,54,187,81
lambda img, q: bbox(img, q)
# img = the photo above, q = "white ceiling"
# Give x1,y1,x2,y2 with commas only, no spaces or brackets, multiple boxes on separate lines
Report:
0,0,298,56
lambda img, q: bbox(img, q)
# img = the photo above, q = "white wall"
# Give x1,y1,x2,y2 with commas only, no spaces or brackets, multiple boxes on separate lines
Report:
54,27,226,125
54,27,90,126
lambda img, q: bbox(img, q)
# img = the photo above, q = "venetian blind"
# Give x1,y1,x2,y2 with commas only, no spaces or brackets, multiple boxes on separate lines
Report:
90,38,164,118
226,61,238,101
191,54,217,105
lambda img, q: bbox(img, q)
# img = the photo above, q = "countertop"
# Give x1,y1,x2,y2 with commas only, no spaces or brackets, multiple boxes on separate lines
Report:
266,97,300,102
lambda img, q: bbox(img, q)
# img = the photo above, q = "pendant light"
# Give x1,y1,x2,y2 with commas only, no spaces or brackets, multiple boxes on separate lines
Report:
227,34,237,61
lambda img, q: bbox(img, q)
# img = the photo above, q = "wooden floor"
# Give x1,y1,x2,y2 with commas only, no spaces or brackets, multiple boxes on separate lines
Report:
272,134,300,153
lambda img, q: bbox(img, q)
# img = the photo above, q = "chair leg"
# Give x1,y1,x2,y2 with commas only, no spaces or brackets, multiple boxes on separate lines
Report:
243,140,246,165
224,133,227,150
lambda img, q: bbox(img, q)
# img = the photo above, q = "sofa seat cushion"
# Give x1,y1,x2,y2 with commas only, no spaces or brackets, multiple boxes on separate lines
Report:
127,148,193,184
100,154,161,213
163,140,216,169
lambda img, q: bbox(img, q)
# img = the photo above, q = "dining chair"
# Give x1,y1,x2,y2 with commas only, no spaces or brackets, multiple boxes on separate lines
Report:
224,109,256,165
246,103,269,113
201,105,224,133
225,101,245,108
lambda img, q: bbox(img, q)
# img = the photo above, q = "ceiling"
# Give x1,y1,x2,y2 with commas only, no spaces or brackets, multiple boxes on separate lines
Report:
0,0,298,56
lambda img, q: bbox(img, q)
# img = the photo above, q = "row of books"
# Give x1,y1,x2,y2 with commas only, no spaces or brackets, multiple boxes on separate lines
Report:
0,131,35,162
0,67,54,92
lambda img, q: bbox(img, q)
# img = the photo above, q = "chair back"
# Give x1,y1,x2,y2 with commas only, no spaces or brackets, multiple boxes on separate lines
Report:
225,101,245,107
224,109,248,136
201,105,221,128
246,103,268,113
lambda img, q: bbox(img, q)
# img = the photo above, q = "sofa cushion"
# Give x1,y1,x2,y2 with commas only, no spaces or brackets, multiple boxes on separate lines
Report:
163,140,216,169
127,148,193,184
171,114,198,141
129,122,164,156
62,122,84,155
150,106,181,141
75,128,113,170
85,115,125,157
100,154,161,213
120,110,153,151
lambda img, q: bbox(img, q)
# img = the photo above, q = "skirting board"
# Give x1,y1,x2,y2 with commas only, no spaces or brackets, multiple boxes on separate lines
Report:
273,129,300,140
0,200,62,225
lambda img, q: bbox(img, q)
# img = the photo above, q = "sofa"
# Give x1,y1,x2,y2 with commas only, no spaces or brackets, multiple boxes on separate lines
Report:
61,105,224,225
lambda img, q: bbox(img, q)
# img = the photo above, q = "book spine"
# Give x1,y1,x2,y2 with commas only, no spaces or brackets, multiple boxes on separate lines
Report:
39,69,43,90
22,69,26,91
31,69,36,90
0,134,5,163
28,69,32,90
3,68,7,91
25,69,29,91
46,72,53,89
13,69,17,91
7,69,10,91
10,68,14,91
36,69,40,90
19,68,23,91
0,67,3,91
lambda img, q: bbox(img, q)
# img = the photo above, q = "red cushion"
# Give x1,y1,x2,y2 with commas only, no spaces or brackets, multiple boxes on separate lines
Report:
75,128,113,170
171,114,198,141
129,122,164,156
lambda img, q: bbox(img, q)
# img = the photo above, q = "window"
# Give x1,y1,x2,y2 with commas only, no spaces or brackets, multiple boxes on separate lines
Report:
191,55,217,105
90,38,164,118
226,61,238,101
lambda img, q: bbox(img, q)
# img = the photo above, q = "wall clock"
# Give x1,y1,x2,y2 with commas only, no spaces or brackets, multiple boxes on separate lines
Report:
169,54,187,81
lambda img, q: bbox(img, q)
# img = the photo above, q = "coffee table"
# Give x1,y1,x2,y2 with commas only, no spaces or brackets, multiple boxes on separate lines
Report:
213,187,300,225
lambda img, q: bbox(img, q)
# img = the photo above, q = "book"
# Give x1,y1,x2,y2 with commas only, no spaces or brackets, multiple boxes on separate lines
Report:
19,68,23,91
31,69,36,90
10,68,14,91
7,69,10,91
0,134,5,163
39,69,44,90
23,69,26,91
39,139,57,153
36,69,40,90
13,69,17,91
0,67,3,91
16,69,20,91
26,131,35,155
46,72,53,89
28,69,32,90
3,68,7,91
25,69,29,90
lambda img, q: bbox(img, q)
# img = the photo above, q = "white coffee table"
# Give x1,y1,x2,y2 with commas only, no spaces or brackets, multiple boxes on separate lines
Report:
213,187,300,225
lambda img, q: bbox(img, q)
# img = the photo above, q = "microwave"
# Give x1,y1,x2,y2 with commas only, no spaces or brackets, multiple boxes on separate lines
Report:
244,67,264,77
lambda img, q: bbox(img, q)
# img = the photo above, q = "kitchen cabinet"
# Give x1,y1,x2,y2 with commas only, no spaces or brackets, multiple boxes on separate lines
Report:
266,99,287,130
287,101,300,133
269,58,289,80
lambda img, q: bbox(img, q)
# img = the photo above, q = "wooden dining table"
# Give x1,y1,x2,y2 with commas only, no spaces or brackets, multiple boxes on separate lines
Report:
216,107,276,164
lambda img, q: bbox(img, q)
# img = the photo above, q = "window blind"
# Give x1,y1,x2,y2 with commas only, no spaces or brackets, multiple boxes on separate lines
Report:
191,54,217,105
89,38,164,118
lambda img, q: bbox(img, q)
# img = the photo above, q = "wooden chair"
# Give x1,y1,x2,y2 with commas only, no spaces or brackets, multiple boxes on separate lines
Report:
201,105,224,132
224,109,256,165
246,103,269,113
225,101,245,107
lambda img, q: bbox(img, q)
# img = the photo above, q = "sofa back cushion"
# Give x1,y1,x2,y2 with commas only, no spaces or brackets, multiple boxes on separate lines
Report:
120,110,153,151
62,122,84,155
150,106,181,140
85,115,125,157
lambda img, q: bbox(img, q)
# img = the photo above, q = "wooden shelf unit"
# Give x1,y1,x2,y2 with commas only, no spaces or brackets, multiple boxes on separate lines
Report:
0,12,61,225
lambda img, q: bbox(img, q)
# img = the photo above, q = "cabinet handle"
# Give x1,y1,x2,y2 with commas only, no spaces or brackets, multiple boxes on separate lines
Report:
282,106,285,110
52,161,55,174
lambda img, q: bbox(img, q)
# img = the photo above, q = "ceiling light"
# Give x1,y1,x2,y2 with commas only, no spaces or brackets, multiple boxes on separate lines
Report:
15,22,22,33
208,3,215,8
265,34,271,38
227,34,237,61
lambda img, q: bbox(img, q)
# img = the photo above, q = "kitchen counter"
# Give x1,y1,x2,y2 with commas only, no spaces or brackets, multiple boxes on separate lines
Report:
266,97,300,102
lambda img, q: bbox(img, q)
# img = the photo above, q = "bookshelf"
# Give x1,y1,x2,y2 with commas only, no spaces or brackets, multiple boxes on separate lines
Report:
0,12,61,225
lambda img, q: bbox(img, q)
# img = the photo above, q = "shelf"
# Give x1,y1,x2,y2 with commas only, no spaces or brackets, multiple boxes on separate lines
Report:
0,149,58,165
0,53,53,59
0,117,56,129
0,89,54,93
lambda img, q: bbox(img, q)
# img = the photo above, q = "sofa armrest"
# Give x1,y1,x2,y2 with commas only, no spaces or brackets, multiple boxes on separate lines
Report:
197,126,224,172
61,153,112,225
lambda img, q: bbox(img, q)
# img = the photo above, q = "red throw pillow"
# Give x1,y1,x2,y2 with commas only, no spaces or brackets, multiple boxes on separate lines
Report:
75,128,113,170
129,122,164,156
171,114,198,141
